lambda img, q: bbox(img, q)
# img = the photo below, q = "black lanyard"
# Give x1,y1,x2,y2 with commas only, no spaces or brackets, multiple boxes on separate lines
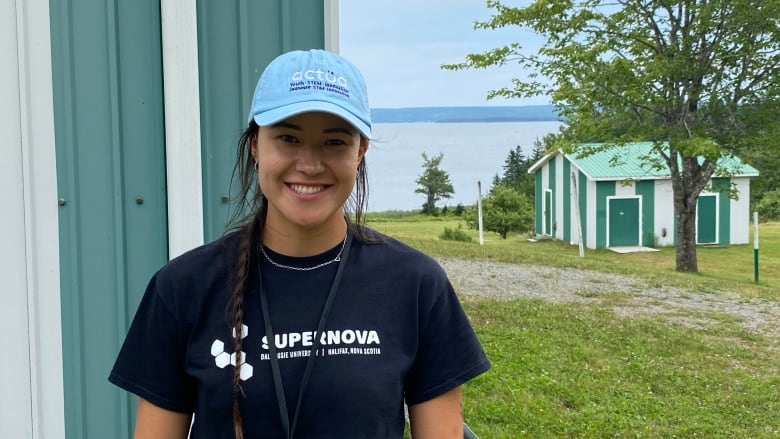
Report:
257,233,353,439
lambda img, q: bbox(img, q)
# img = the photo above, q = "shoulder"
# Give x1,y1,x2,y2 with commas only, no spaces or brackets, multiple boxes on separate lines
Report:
154,232,241,291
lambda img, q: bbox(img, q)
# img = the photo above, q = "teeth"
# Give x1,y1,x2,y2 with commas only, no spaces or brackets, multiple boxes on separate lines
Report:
290,184,324,195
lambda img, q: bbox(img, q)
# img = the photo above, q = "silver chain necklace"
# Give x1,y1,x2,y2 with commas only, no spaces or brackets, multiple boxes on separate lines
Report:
260,235,348,271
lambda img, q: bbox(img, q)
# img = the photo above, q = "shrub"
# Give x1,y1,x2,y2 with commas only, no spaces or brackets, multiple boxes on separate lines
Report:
439,224,473,242
755,189,780,221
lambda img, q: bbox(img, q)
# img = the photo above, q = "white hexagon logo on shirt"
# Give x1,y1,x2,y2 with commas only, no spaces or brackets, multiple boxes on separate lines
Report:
210,324,253,380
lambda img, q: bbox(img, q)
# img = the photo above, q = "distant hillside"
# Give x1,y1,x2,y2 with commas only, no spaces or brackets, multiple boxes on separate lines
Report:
371,105,559,123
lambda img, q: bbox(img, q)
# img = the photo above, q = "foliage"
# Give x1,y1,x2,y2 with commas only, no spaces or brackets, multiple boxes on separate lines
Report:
465,185,534,239
494,138,551,199
414,152,454,215
439,224,473,243
756,189,780,221
444,0,780,273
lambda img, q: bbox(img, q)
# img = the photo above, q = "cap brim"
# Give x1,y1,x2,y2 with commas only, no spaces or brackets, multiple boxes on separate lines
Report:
253,101,371,139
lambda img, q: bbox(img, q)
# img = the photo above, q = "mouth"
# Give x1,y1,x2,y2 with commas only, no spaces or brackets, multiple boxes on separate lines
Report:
288,183,328,195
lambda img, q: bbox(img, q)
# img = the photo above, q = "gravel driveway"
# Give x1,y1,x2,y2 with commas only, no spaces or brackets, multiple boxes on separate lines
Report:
437,257,780,343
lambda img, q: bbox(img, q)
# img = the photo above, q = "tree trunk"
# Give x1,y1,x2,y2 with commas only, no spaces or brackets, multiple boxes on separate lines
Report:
674,197,698,272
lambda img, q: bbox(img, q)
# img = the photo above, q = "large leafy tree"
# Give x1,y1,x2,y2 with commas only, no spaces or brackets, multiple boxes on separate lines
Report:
445,0,780,272
415,152,455,214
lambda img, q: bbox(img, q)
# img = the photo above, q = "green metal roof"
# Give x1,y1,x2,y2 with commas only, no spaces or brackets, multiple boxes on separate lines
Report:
556,142,759,181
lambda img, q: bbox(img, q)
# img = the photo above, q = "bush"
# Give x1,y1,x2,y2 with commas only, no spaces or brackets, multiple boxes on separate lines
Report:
439,224,473,242
755,189,780,221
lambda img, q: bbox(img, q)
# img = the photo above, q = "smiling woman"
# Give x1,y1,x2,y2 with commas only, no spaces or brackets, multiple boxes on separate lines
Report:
253,112,368,243
108,49,490,439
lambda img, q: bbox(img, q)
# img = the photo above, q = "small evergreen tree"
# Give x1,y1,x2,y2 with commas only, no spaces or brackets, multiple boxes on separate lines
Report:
496,145,536,199
414,152,454,215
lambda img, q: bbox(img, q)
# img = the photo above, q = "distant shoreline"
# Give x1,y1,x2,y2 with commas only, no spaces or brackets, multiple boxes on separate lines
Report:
371,105,560,124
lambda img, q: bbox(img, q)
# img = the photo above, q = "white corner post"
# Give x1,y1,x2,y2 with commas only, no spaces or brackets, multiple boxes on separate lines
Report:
2,0,66,437
160,0,205,258
753,211,759,283
324,0,339,52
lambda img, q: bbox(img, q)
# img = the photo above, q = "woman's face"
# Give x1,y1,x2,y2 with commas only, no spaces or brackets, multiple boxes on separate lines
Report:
252,111,368,235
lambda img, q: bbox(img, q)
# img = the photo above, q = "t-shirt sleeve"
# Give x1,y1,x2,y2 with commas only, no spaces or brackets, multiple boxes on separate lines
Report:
108,272,196,413
404,268,490,405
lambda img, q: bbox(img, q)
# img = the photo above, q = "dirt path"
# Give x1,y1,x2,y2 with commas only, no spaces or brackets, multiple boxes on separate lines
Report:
437,258,780,344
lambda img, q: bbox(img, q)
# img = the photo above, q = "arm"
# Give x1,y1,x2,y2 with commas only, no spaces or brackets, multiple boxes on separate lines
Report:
408,386,463,439
133,398,192,439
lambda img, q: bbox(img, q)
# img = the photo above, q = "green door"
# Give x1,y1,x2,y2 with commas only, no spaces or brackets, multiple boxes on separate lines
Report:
197,0,325,241
608,198,640,247
50,0,168,437
544,190,552,235
697,194,718,244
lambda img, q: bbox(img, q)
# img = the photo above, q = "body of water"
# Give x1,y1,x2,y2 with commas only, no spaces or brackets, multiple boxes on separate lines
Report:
363,121,563,212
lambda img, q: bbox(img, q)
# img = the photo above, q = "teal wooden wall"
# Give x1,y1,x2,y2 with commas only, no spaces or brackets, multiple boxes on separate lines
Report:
51,0,326,437
50,0,169,437
635,180,655,246
596,181,616,248
198,0,325,241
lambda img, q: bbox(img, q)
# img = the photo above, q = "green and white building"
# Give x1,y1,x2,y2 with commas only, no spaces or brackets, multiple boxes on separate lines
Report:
3,1,337,437
528,142,759,249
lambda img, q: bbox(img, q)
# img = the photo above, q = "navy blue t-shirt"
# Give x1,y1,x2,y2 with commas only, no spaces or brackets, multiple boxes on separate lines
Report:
109,229,490,438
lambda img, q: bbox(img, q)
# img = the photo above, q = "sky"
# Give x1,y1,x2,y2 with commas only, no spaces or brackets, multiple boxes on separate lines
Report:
338,0,547,109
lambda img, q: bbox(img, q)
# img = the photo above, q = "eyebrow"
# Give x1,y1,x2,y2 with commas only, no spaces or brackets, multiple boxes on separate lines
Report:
270,121,354,135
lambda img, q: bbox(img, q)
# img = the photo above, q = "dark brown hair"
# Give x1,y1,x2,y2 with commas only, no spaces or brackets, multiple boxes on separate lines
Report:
226,120,372,438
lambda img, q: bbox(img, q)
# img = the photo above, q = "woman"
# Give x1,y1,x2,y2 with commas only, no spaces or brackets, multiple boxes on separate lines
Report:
110,49,490,439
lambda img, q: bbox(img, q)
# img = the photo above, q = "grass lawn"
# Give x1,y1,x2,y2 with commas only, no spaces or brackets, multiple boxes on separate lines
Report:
372,214,780,438
368,215,780,300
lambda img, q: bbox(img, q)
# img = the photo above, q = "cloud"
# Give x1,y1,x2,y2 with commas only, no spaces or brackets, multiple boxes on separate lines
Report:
339,0,547,107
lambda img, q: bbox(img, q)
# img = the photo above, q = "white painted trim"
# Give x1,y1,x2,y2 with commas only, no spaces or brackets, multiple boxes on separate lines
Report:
11,0,66,436
161,0,205,258
606,195,642,248
324,0,339,52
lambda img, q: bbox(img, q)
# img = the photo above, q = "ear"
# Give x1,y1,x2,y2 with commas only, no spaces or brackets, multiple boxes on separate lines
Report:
250,135,258,163
357,137,369,161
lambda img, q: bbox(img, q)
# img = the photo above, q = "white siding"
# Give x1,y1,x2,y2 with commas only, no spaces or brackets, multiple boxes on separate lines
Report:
554,154,565,240
161,0,204,258
654,179,675,247
730,177,752,244
568,169,583,246
585,178,598,249
1,0,65,437
614,180,635,197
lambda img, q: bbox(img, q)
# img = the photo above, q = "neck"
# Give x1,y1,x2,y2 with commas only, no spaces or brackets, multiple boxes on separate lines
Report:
262,218,348,257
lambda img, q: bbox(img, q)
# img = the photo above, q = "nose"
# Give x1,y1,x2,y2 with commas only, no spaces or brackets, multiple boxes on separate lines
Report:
295,145,325,175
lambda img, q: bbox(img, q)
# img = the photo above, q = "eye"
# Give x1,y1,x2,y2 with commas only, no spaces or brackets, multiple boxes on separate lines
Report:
324,138,347,146
277,134,299,143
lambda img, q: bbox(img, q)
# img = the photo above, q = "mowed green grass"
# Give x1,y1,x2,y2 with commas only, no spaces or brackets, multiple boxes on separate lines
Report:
371,215,780,438
368,215,780,300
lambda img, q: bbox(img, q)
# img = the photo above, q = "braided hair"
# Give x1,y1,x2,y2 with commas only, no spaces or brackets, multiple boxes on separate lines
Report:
226,121,371,438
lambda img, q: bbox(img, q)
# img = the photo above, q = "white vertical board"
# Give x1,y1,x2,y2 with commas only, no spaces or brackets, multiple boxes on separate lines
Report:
161,0,204,258
0,2,33,435
730,177,751,244
1,0,65,437
654,179,675,247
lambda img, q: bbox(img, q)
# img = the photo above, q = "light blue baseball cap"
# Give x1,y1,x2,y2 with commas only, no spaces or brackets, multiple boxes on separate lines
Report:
248,49,372,138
